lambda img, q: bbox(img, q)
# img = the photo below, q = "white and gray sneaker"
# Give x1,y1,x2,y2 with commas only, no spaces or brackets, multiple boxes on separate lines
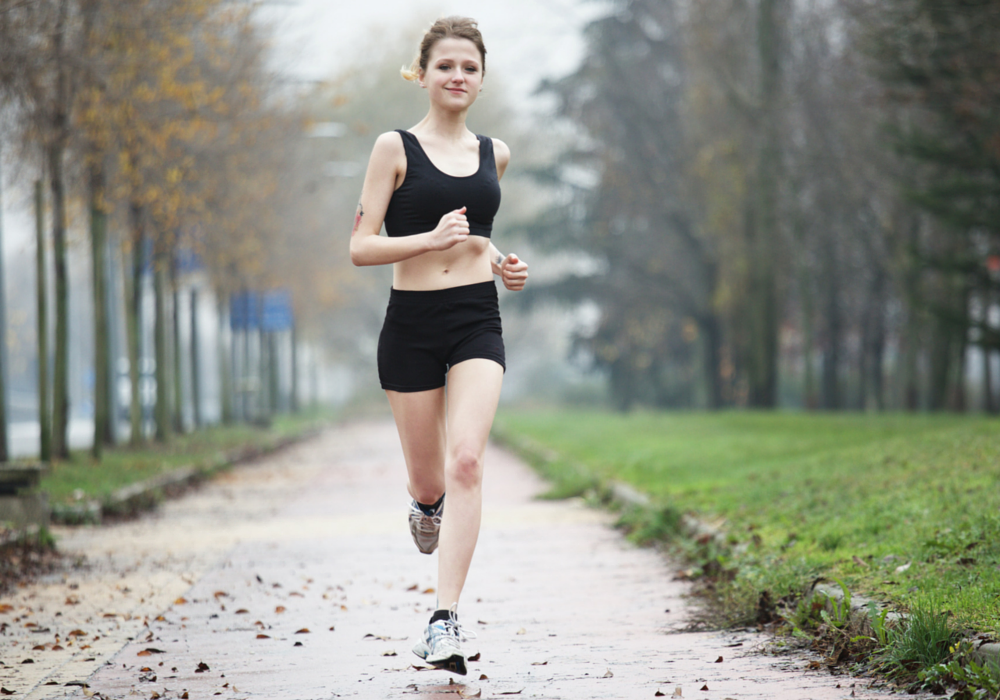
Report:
412,608,475,675
408,497,444,554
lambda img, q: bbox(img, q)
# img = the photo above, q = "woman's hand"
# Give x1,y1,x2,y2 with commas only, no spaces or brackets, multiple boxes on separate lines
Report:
428,207,470,251
500,253,529,291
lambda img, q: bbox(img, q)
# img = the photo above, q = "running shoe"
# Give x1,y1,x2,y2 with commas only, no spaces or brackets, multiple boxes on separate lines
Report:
412,607,475,675
408,497,444,554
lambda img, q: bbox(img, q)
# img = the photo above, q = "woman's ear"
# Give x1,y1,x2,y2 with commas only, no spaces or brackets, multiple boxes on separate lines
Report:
418,69,426,88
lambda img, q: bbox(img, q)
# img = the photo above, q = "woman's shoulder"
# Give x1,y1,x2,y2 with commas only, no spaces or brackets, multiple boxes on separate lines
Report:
489,137,511,174
372,130,406,152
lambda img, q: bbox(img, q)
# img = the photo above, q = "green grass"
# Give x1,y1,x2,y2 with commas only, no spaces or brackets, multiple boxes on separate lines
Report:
40,409,336,504
495,409,1000,636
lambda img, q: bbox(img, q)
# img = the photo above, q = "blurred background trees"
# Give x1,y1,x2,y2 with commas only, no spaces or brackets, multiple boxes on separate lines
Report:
527,0,1000,412
0,0,997,464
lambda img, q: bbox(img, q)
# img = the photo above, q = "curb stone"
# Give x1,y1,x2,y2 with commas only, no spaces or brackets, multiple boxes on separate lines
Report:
49,427,325,525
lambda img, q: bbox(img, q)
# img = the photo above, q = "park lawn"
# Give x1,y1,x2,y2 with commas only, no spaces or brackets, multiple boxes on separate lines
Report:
494,409,1000,636
40,410,334,505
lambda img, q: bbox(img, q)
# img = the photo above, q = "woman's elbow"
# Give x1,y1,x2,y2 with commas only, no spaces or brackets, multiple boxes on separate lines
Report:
349,239,367,267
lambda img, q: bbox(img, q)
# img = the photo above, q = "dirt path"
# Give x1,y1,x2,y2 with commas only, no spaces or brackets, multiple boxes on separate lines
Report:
1,420,905,699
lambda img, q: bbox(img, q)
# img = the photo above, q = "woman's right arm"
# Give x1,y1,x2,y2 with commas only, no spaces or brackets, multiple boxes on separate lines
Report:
349,132,470,266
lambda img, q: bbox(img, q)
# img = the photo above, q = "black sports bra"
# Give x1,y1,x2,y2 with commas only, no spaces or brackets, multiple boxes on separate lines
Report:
383,130,501,239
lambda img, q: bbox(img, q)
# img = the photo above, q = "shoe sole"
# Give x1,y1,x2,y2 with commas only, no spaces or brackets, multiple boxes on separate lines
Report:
426,653,467,676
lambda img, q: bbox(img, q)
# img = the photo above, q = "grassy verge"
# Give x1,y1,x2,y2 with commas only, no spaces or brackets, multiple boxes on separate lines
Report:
41,409,337,507
494,409,1000,690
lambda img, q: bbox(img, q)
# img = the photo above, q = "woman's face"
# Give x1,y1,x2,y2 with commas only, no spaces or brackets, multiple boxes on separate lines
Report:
420,37,484,111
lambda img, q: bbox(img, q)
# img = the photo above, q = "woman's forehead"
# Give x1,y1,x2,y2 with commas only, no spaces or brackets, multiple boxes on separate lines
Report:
429,37,482,63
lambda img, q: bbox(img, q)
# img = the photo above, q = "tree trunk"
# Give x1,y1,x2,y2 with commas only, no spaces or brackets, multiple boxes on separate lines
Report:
170,261,184,433
821,237,841,410
700,315,723,409
190,288,201,428
35,180,51,461
154,259,170,442
217,292,234,424
0,145,8,462
268,332,279,415
89,161,108,460
49,141,70,459
125,203,144,445
928,316,951,411
747,0,785,408
290,321,299,414
49,0,71,460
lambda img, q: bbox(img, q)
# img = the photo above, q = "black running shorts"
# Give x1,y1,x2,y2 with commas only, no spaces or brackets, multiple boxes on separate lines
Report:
377,281,506,393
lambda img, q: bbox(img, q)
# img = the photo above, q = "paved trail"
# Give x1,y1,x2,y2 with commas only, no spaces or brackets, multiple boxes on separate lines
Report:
1,421,905,699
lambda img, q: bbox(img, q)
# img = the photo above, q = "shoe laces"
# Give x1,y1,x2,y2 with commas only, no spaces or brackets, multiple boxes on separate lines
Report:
438,604,476,643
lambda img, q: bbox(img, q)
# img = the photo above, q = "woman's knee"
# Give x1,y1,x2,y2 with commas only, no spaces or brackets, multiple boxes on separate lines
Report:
446,448,483,490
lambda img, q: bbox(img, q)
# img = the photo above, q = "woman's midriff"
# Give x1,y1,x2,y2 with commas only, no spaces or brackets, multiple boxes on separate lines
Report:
392,236,492,291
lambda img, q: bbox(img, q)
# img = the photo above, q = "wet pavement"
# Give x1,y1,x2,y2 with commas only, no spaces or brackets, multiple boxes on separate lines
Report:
0,420,911,699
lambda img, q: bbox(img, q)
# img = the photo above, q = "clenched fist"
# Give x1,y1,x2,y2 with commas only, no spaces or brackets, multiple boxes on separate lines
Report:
428,207,470,251
500,253,529,292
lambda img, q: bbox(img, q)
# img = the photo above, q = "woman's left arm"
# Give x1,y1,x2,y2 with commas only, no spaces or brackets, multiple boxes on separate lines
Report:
490,138,529,291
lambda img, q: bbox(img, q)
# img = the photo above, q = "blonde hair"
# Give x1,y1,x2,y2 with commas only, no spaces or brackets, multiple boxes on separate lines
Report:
400,16,487,83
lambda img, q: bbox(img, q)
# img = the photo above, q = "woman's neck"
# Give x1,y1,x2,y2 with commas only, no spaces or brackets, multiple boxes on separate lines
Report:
412,106,470,141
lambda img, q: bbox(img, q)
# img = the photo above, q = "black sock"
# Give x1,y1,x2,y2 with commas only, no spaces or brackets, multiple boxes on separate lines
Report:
417,493,445,516
429,608,454,625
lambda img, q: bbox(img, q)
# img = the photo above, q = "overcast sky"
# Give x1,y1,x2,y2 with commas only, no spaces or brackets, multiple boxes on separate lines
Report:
260,0,606,105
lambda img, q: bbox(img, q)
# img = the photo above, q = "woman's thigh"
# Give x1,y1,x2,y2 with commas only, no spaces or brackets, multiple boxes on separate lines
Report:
386,387,447,485
445,358,505,459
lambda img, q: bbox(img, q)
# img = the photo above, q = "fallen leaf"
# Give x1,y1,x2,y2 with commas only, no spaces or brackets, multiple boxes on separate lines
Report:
275,606,286,614
603,669,614,678
256,634,270,639
410,664,432,671
294,641,303,647
895,562,911,574
852,556,868,568
531,661,547,666
181,692,189,698
0,604,12,613
65,596,79,605
468,652,481,662
68,629,87,637
459,688,482,698
715,656,724,663
51,645,64,651
673,688,683,698
195,661,210,673
155,615,166,622
406,584,418,591
700,685,709,691
329,626,335,631
479,674,489,680
33,644,46,650
382,651,397,657
213,591,228,598
103,613,117,618
174,598,187,605
656,692,666,697
137,648,165,656
422,588,435,595
516,628,526,635
151,692,161,699
289,592,304,598
0,689,14,696
234,609,249,614
498,691,524,696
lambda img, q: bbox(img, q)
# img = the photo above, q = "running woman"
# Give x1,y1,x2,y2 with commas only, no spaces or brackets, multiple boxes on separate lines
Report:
349,17,529,676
